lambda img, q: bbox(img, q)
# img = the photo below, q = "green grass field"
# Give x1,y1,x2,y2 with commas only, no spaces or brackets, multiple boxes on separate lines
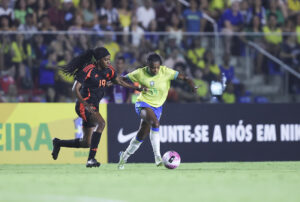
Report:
1,162,300,202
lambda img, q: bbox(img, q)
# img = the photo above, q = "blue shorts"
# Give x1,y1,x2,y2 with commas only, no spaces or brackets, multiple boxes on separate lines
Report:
135,102,162,120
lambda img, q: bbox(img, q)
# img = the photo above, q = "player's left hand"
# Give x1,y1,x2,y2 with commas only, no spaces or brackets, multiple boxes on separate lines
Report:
106,81,114,87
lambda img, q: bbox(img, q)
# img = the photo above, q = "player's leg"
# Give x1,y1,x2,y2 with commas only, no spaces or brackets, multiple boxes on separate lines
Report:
118,120,150,169
140,107,162,166
86,111,105,167
52,103,95,160
51,126,94,160
80,127,94,148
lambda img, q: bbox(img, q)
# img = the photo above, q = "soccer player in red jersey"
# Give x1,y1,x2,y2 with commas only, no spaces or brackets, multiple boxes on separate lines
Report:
51,47,145,167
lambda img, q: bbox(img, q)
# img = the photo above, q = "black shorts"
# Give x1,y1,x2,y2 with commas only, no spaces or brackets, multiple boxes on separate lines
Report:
75,102,98,128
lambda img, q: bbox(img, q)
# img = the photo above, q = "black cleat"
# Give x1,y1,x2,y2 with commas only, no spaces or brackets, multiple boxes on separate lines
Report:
86,159,101,168
51,138,61,160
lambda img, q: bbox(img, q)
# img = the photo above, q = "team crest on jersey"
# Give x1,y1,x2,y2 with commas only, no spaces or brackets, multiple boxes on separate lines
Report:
150,81,155,86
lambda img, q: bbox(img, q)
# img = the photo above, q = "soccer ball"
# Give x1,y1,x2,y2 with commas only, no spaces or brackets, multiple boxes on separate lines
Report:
162,150,181,169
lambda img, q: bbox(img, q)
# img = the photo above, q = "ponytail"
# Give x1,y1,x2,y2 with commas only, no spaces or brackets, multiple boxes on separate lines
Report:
60,49,94,76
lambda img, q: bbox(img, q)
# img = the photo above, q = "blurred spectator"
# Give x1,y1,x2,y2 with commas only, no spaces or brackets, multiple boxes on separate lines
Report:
246,14,262,36
93,14,114,39
203,50,220,75
236,84,252,103
182,0,204,33
207,0,228,20
136,0,156,30
287,0,300,17
0,77,19,102
155,0,176,31
104,34,120,62
39,51,57,102
31,34,48,61
193,68,209,102
266,0,285,26
222,82,236,103
26,0,38,10
72,35,89,56
14,0,34,25
246,0,266,26
0,75,15,96
31,34,48,84
79,0,97,28
0,15,15,31
39,15,56,31
167,13,183,46
68,13,85,31
240,0,249,22
50,34,72,59
219,53,235,83
219,0,244,54
280,35,300,94
18,13,38,39
55,50,74,102
144,20,159,49
11,34,33,74
280,35,299,66
283,16,295,32
0,35,13,75
48,0,65,30
186,38,206,69
36,0,49,23
0,0,14,21
98,0,119,28
124,15,144,47
164,48,185,69
243,15,263,47
62,0,76,29
118,0,132,29
295,14,300,44
201,50,220,84
262,13,282,73
106,56,132,103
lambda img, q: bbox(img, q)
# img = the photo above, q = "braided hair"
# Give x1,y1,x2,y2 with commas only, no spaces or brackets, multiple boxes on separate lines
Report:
60,47,110,76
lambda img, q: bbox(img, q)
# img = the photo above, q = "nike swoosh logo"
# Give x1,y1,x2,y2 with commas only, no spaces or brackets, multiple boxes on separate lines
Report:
117,128,138,143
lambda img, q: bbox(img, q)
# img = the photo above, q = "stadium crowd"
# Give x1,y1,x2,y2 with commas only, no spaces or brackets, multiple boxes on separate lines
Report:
0,0,299,103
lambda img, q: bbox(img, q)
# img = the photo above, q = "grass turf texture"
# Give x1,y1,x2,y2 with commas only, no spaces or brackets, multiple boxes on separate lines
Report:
0,162,300,202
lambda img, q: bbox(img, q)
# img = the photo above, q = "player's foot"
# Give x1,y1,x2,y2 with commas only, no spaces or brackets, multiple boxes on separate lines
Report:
51,138,61,160
118,151,127,170
155,155,163,167
86,158,101,168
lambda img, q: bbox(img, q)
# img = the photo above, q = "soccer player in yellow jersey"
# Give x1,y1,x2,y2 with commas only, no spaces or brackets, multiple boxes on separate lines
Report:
118,53,196,169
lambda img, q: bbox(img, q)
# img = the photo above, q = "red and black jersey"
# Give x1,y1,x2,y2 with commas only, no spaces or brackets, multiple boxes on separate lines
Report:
75,63,117,106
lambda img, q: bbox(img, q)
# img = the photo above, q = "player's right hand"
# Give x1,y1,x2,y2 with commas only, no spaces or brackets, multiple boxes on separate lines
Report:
136,85,148,92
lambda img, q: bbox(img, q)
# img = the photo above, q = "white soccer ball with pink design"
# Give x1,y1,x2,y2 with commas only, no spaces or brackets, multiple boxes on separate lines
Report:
162,151,181,169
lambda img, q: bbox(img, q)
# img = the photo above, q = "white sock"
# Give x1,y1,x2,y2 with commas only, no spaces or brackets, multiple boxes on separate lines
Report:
123,136,142,161
150,128,161,158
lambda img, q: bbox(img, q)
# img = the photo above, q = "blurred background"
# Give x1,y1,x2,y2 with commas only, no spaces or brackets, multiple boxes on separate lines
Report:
0,0,299,104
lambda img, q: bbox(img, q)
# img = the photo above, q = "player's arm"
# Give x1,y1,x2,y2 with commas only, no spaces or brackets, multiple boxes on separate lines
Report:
176,73,197,93
113,76,147,92
72,81,94,113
